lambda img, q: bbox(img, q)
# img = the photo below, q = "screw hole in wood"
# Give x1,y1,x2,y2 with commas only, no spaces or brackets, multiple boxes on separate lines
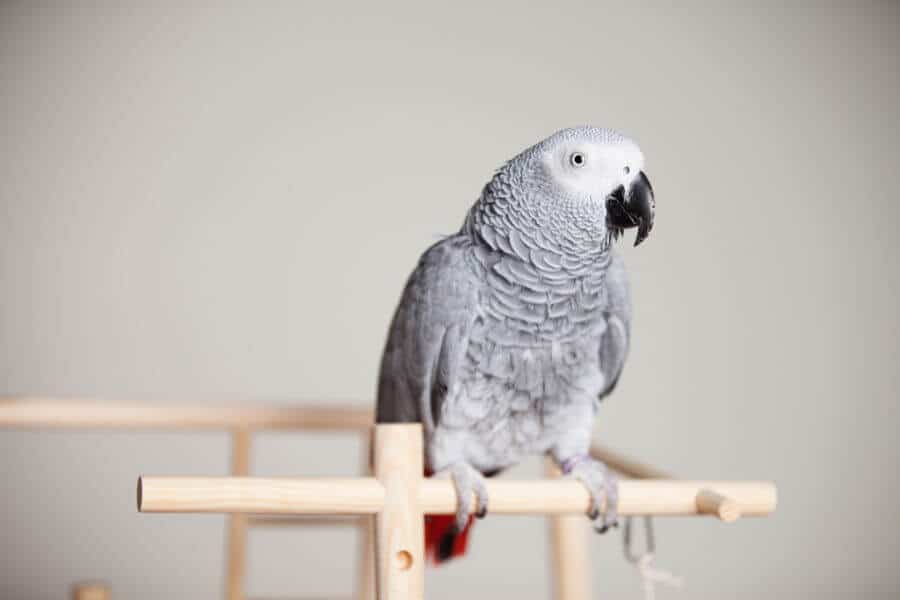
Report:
395,550,413,571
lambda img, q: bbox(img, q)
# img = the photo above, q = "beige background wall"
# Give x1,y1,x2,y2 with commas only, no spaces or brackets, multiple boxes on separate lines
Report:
2,2,898,599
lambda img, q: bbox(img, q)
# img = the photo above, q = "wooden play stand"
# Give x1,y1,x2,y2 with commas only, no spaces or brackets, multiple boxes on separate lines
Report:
1,398,777,600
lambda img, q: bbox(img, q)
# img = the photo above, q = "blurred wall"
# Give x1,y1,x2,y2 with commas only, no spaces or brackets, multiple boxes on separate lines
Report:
1,2,898,599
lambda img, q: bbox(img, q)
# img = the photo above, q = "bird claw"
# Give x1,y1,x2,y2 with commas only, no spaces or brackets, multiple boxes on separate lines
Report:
435,462,489,531
567,457,619,534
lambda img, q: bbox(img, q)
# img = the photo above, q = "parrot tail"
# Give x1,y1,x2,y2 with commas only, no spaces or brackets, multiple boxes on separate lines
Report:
425,513,474,565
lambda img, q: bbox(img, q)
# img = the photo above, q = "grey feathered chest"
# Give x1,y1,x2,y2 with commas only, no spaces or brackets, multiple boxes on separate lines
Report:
433,237,614,471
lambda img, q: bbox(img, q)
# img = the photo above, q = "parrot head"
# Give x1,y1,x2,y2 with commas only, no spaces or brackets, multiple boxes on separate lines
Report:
475,127,655,249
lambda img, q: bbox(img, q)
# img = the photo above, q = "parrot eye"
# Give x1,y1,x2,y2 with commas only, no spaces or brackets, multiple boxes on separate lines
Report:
624,166,631,175
569,152,586,168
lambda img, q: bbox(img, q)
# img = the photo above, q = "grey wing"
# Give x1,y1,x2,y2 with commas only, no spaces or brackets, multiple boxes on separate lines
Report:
376,236,481,431
597,251,633,401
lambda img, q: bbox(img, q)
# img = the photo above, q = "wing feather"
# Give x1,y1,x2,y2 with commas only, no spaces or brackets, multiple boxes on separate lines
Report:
376,236,481,430
597,251,632,401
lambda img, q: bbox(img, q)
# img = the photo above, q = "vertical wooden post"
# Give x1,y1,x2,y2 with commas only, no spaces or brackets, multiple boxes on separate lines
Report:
545,460,591,600
72,583,111,600
357,430,376,600
373,424,424,600
226,428,251,600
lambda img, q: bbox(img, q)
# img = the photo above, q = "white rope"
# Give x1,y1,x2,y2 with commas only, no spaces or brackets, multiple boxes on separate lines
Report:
623,516,684,600
633,553,684,600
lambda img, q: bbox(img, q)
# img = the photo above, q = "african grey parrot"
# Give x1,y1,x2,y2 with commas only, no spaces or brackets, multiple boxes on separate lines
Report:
376,126,655,563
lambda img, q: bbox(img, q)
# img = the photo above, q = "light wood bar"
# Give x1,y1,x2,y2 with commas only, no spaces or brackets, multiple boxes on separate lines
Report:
417,479,775,516
248,515,365,527
590,443,670,479
696,488,741,522
138,477,386,514
227,429,251,600
357,433,376,600
545,460,590,600
591,442,744,522
357,515,377,600
0,398,373,431
72,583,111,600
373,424,424,600
138,476,776,517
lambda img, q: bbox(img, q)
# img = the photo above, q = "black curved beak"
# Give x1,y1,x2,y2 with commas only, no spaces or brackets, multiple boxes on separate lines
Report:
605,171,655,247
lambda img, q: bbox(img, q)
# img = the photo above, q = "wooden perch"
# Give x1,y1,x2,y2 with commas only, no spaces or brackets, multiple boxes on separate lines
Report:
591,442,746,522
132,423,775,600
138,475,776,517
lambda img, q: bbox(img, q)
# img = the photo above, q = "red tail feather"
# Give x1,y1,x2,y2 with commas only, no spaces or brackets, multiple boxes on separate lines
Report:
425,513,474,565
423,468,474,565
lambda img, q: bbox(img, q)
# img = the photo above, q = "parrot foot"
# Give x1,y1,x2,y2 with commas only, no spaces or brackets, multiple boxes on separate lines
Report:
434,461,489,532
565,456,619,534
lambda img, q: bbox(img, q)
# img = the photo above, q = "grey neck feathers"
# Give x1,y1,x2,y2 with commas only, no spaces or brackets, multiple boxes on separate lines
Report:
462,165,613,275
460,168,613,344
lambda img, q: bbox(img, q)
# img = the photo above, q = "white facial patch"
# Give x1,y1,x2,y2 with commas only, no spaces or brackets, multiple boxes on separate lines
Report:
543,139,645,200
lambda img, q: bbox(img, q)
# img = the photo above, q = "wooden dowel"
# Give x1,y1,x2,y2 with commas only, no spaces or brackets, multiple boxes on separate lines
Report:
248,515,365,527
420,479,775,516
226,429,251,600
0,398,373,431
72,583,111,600
138,476,776,517
590,443,670,479
357,432,376,600
373,424,424,600
358,516,376,600
545,460,590,600
138,477,386,514
592,443,743,522
696,488,741,522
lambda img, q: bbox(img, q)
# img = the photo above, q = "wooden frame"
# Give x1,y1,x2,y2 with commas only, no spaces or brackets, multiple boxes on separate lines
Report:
1,397,375,600
1,398,777,600
71,583,111,600
138,424,775,600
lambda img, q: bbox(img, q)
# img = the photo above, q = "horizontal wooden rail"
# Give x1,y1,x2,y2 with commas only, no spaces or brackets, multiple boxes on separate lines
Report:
0,398,373,431
248,515,365,527
591,442,743,522
138,476,776,517
138,477,385,514
590,443,670,479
